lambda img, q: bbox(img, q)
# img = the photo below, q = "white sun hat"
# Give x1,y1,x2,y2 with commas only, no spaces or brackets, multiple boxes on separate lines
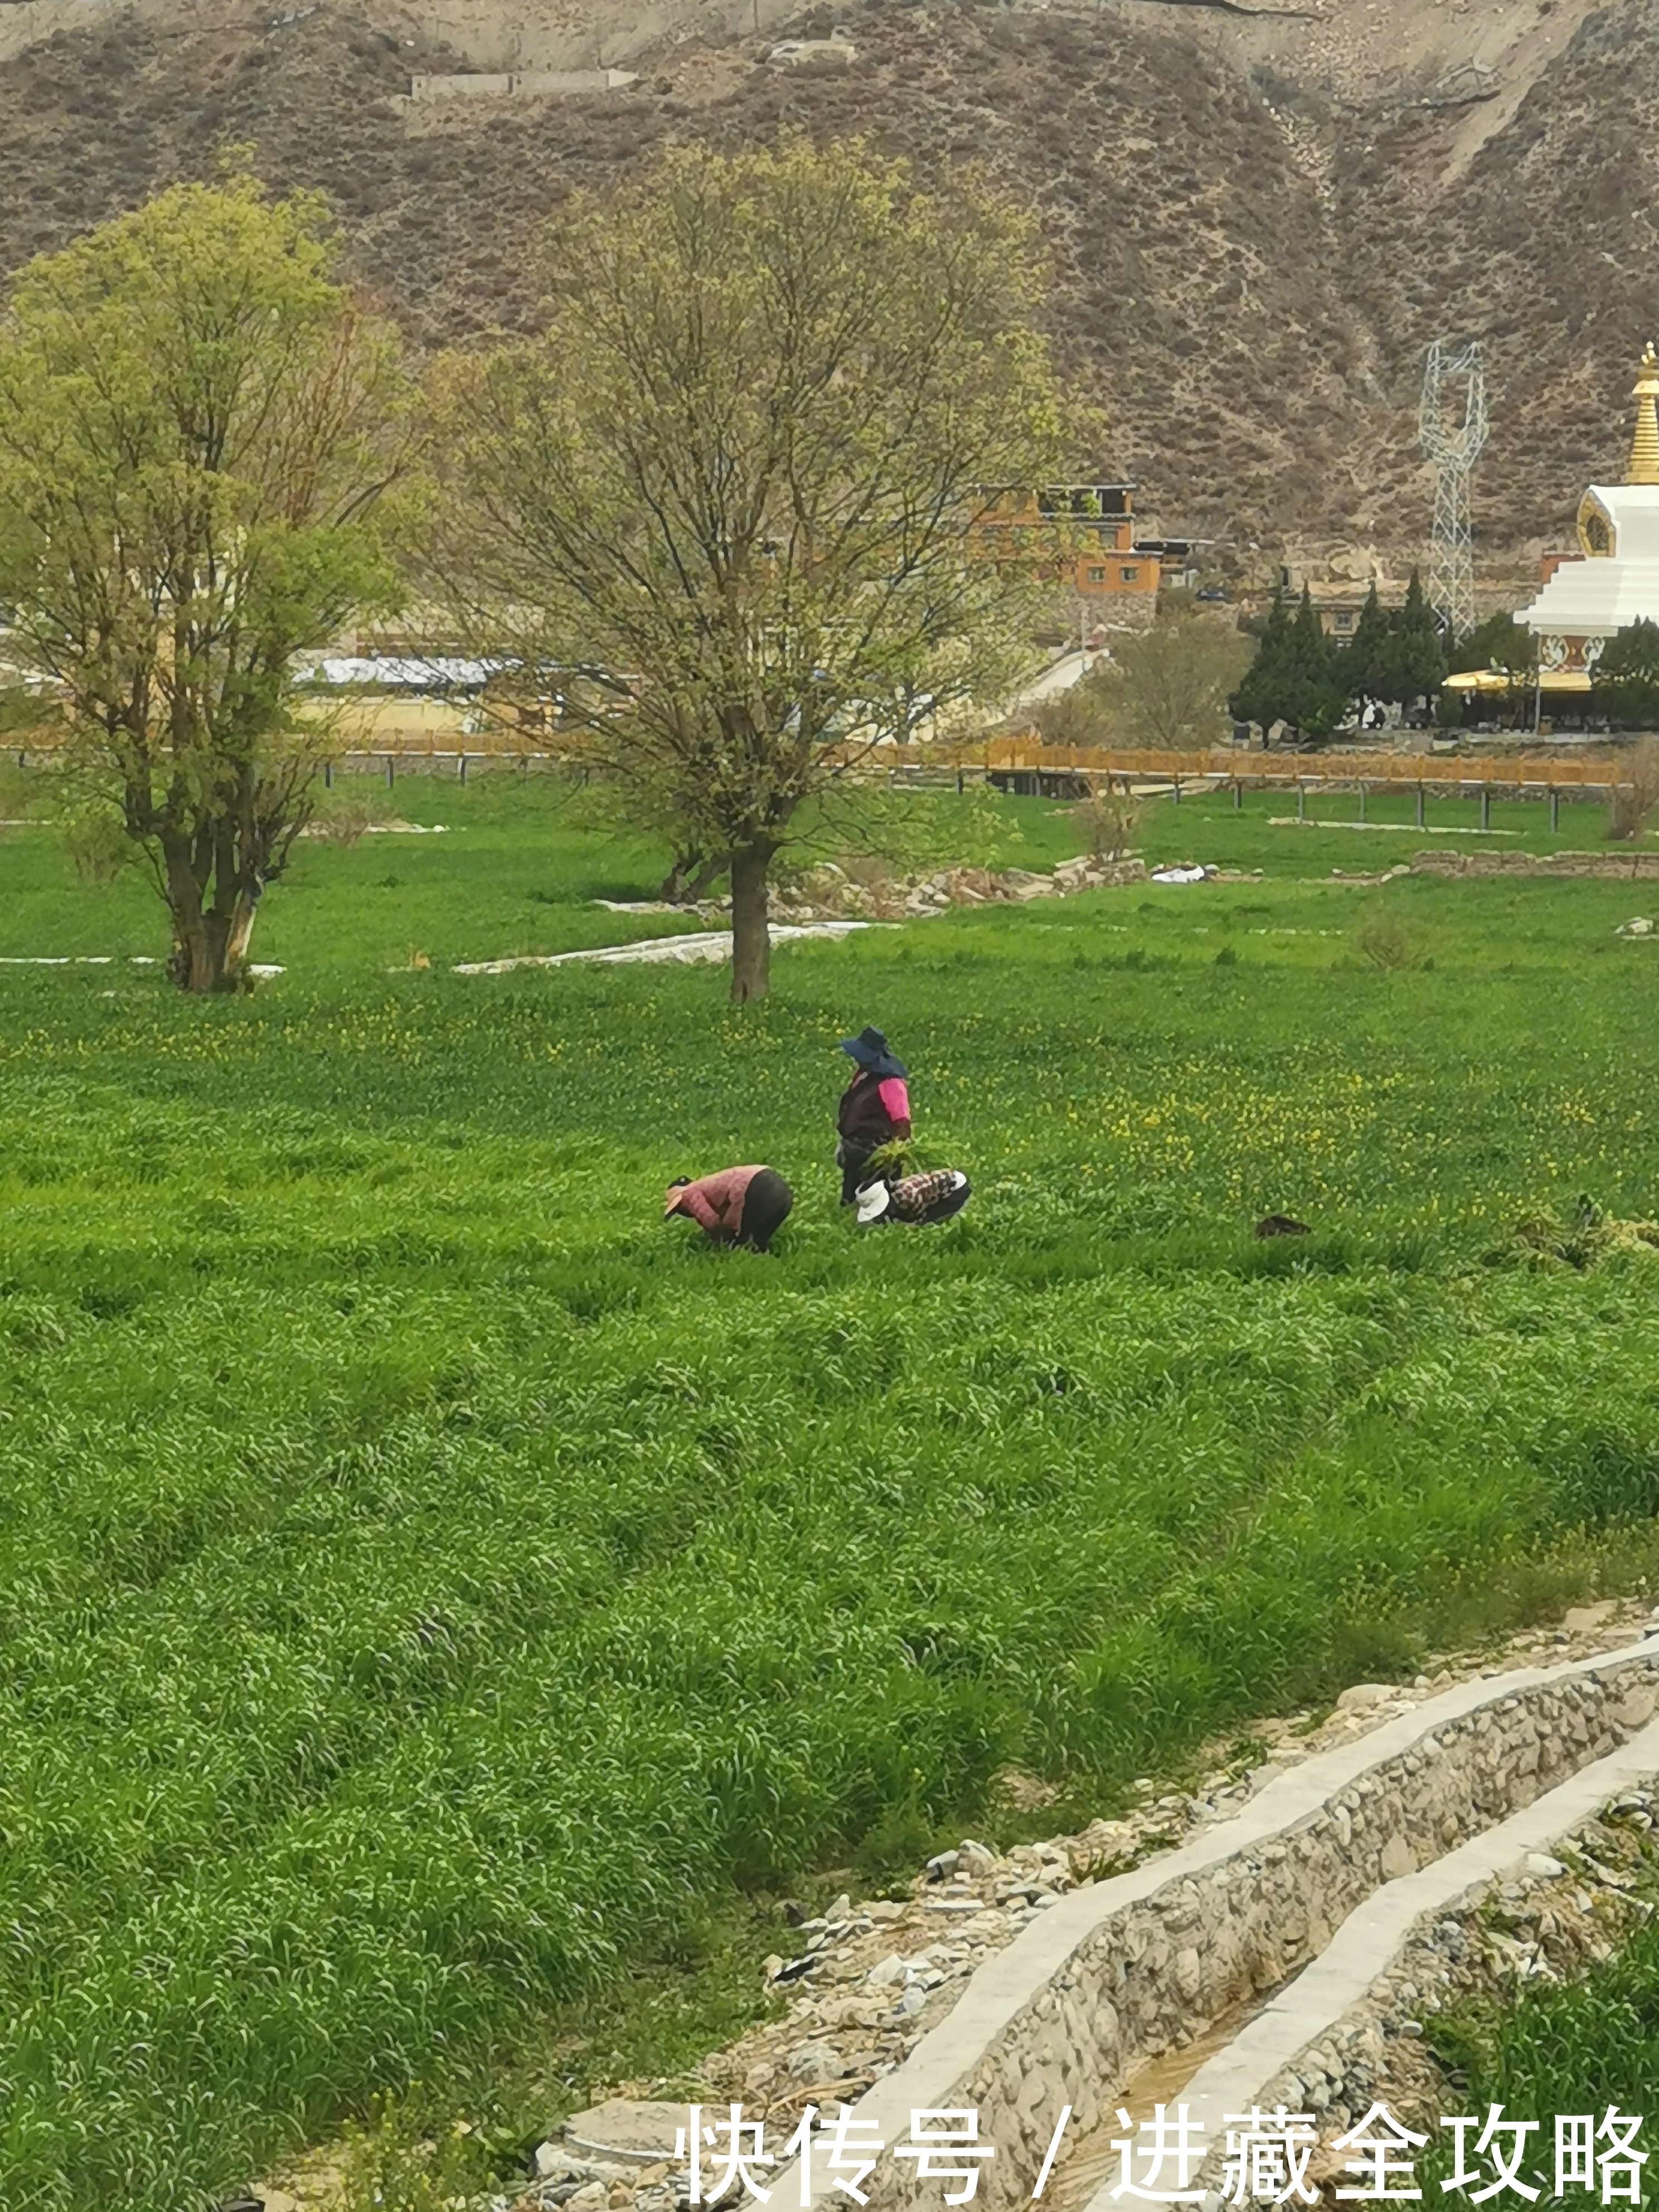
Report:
855,1181,891,1224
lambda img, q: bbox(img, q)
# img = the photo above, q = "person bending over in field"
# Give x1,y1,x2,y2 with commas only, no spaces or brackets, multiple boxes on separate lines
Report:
664,1166,794,1253
855,1169,971,1228
836,1026,912,1205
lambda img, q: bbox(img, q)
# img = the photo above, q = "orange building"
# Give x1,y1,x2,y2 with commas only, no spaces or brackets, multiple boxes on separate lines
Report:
970,482,1187,616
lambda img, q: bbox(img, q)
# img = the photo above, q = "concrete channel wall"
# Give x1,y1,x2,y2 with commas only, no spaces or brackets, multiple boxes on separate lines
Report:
1171,1714,1659,2203
773,1639,1659,2212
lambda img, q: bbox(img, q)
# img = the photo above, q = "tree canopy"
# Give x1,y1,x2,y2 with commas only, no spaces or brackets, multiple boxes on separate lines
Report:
0,181,411,989
1595,617,1659,729
423,138,1069,1001
1232,567,1449,739
1387,567,1447,707
1460,610,1539,683
1345,582,1393,705
1229,585,1348,741
1035,606,1250,751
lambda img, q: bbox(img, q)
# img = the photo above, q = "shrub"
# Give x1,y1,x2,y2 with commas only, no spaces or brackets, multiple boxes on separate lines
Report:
61,808,127,884
1072,787,1142,858
1608,739,1659,840
339,2092,491,2212
309,791,395,847
1356,909,1417,970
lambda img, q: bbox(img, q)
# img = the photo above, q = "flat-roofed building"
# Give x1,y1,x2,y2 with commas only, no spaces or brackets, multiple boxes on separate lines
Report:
970,482,1186,618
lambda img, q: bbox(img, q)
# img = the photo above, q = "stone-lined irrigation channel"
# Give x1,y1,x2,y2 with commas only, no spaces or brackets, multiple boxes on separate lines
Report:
496,1621,1659,2212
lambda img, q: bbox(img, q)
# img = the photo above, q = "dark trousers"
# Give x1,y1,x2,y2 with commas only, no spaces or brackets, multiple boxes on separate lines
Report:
738,1168,793,1253
840,1146,875,1207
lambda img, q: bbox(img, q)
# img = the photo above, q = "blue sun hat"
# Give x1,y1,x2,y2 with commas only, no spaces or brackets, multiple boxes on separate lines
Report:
838,1025,907,1079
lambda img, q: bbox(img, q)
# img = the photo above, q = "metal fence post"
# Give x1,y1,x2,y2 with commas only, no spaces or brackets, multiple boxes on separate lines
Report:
1415,782,1425,828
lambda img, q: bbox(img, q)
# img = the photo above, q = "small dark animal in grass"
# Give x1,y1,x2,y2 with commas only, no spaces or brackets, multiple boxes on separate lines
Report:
1255,1214,1311,1239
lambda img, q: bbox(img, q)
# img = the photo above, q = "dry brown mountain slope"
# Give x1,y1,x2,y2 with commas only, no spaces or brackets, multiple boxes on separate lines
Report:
2,0,1658,572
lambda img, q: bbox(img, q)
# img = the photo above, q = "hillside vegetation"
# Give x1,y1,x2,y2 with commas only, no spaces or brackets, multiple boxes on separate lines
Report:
2,0,1658,567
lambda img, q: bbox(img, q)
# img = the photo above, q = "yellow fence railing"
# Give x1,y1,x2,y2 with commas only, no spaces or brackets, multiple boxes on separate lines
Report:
3,720,1629,788
981,741,1624,789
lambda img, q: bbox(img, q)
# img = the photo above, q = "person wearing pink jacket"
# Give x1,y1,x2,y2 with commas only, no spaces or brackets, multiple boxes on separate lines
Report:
663,1165,794,1253
835,1026,912,1205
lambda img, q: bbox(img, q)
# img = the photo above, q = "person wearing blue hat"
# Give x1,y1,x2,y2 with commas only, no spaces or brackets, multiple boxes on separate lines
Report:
835,1025,911,1205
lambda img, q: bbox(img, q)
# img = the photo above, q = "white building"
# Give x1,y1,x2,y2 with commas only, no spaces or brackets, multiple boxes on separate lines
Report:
1521,344,1659,675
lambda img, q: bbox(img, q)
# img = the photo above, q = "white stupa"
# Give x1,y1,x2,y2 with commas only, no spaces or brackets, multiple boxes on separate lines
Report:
1522,343,1659,673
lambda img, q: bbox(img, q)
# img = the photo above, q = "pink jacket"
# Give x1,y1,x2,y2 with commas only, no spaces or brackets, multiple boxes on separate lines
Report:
875,1076,910,1129
666,1165,766,1240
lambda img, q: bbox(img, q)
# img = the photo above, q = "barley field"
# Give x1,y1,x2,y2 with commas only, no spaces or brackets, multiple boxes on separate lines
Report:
3,777,1658,2210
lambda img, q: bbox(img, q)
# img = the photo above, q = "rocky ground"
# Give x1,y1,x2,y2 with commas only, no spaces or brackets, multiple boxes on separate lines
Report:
772,855,1149,924
597,853,1152,933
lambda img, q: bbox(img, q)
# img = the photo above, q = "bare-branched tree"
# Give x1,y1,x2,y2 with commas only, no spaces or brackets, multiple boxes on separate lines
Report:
424,138,1070,1001
1037,607,1252,753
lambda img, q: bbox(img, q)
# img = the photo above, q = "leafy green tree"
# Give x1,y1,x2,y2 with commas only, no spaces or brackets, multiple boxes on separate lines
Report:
0,182,411,989
424,139,1066,1002
1451,610,1537,724
1460,610,1538,683
1594,617,1659,730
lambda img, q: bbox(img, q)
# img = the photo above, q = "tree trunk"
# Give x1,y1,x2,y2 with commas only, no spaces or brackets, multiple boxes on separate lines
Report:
170,908,239,993
224,887,261,971
661,850,727,903
660,850,704,901
729,841,773,1003
160,836,260,992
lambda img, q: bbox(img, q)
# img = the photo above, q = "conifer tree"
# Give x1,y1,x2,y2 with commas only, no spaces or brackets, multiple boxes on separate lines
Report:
1288,584,1350,739
1386,567,1447,709
1229,588,1294,734
1230,584,1348,742
1345,581,1391,707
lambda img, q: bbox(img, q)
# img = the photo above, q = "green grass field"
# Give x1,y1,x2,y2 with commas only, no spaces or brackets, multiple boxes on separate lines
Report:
5,774,1659,2210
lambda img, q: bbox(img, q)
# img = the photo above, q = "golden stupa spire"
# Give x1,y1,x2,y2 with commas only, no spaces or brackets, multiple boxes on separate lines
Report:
1629,342,1659,484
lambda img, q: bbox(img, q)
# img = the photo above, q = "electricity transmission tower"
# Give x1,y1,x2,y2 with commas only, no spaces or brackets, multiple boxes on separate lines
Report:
1418,339,1490,643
